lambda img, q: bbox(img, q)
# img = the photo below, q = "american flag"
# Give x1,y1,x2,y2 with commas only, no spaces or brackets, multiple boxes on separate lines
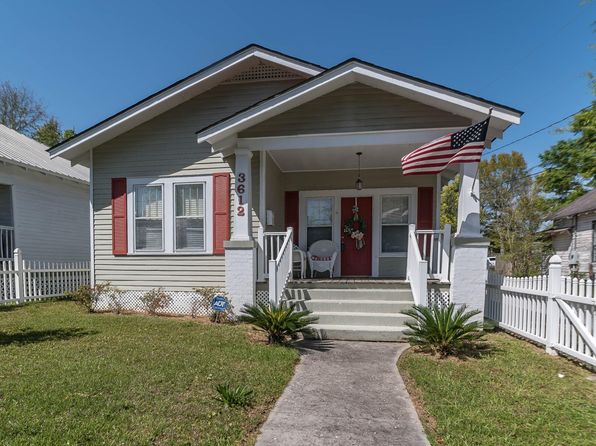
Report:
401,118,490,175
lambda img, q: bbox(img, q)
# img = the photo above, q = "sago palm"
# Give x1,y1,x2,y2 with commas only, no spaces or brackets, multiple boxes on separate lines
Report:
239,302,317,344
402,304,484,357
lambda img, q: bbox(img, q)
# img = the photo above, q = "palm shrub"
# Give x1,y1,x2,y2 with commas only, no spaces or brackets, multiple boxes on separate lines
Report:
239,302,317,344
215,383,253,408
402,304,484,357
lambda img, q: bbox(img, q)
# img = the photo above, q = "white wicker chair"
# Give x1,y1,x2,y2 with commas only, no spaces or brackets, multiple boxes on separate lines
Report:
307,240,338,278
293,245,306,279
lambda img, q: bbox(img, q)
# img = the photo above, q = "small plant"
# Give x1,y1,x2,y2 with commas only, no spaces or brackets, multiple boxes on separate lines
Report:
239,302,317,344
140,288,172,315
107,287,124,314
214,383,253,408
402,304,484,357
66,282,117,313
193,287,233,322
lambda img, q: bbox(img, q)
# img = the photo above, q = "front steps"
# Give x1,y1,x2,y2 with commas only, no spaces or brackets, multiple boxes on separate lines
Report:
283,282,414,342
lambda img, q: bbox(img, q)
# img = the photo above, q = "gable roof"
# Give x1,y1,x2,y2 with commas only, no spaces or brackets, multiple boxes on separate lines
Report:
48,44,324,161
0,124,88,183
196,58,523,148
550,189,596,220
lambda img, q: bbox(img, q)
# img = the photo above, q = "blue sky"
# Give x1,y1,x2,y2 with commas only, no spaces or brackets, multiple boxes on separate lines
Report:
1,0,593,167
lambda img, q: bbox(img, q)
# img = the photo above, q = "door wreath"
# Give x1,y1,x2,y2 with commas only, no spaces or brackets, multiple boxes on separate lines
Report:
343,199,366,250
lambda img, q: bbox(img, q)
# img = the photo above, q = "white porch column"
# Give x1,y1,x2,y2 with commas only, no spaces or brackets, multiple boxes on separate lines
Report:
449,162,489,320
225,148,256,313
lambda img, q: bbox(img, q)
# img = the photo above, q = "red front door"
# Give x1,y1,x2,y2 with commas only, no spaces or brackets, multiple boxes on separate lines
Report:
341,197,372,276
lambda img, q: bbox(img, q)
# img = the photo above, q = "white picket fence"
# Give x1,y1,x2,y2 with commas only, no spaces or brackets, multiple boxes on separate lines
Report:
0,249,90,304
486,255,596,368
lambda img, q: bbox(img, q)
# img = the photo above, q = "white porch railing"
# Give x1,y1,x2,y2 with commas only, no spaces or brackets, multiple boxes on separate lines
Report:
263,231,288,277
486,256,596,368
0,225,14,259
406,224,428,306
1,248,90,304
267,228,293,305
415,224,451,282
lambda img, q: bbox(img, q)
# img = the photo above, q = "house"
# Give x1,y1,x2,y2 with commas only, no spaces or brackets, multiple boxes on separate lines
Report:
0,124,89,261
547,189,596,277
49,45,521,339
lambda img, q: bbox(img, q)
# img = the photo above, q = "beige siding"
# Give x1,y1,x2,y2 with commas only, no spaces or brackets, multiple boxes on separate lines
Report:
552,212,596,275
240,82,471,137
264,153,285,231
93,80,297,290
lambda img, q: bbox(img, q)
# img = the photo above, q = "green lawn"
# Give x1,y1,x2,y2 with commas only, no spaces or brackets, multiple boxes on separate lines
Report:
399,331,596,446
0,301,298,445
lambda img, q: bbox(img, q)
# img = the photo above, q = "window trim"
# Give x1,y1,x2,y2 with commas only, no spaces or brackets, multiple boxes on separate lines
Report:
305,196,334,249
126,176,214,255
174,182,207,253
380,194,412,256
133,183,165,253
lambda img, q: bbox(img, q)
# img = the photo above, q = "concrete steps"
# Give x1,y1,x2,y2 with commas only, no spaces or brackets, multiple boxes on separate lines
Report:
284,286,414,342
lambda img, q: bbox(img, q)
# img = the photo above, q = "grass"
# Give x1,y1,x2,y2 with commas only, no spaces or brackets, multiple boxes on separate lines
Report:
399,331,596,446
0,300,299,445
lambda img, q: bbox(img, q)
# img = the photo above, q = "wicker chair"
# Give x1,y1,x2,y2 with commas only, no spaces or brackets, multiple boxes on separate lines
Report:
307,240,338,278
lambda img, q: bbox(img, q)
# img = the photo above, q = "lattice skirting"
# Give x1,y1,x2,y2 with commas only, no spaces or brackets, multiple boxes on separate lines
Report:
428,288,450,307
255,290,269,306
95,290,215,317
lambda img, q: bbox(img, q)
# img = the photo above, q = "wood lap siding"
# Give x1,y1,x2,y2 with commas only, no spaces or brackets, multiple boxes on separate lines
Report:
93,80,298,290
239,82,471,137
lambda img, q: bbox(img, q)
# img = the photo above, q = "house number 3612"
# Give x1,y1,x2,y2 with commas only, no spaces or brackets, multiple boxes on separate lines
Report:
236,173,246,216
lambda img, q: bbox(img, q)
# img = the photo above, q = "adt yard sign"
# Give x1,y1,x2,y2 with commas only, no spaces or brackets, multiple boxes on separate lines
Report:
211,295,229,312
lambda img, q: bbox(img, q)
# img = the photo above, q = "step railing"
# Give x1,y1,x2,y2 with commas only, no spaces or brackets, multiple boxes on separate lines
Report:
267,227,293,305
415,224,451,282
263,231,288,277
0,226,14,259
406,224,427,306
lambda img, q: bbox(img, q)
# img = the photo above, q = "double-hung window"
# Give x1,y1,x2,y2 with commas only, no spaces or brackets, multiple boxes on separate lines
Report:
381,195,409,254
306,197,334,249
128,176,212,254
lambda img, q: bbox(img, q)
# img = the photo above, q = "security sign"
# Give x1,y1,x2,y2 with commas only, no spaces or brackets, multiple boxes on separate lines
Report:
211,295,229,312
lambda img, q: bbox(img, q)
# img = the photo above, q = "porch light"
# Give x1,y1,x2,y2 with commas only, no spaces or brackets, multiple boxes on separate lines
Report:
355,152,363,190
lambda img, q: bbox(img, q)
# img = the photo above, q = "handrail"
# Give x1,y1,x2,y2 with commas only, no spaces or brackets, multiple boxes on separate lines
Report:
415,224,451,282
268,227,293,305
407,224,427,307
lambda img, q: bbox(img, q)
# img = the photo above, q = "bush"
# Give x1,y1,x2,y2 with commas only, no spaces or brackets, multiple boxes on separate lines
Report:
402,304,484,357
192,287,233,322
66,282,118,313
214,383,253,408
239,302,317,344
140,288,172,315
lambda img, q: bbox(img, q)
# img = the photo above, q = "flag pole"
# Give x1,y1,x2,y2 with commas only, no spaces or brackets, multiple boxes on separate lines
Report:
469,107,493,195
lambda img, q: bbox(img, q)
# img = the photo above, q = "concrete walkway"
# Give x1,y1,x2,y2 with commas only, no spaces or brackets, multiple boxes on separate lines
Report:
256,341,430,446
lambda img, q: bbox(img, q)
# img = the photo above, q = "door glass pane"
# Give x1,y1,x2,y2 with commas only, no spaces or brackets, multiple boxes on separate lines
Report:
382,196,409,224
381,226,408,253
134,185,163,251
175,184,205,251
307,198,333,226
307,227,333,249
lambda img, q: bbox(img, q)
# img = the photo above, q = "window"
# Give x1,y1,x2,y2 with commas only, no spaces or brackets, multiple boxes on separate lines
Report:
175,183,205,251
134,185,163,251
306,197,333,249
381,195,409,254
128,176,213,254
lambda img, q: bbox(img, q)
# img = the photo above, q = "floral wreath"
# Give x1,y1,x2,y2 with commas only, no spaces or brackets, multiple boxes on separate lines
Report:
343,204,366,250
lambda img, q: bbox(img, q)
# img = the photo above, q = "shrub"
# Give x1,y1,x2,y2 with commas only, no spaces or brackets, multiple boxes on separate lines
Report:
140,288,172,315
402,304,484,357
192,287,233,322
66,282,117,313
239,302,317,344
214,383,253,408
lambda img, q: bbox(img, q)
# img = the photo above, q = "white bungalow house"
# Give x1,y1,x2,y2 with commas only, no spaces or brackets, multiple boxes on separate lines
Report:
50,45,521,339
0,124,89,261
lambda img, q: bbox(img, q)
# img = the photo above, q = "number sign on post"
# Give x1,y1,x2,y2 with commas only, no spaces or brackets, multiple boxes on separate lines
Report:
236,172,246,217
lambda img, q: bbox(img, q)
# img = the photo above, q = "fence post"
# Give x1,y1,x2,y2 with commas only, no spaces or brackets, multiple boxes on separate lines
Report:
545,255,561,356
13,248,25,304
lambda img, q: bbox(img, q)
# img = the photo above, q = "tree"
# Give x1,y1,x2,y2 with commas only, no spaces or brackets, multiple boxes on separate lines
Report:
537,94,595,204
0,81,46,135
33,117,75,147
440,174,459,229
480,152,550,276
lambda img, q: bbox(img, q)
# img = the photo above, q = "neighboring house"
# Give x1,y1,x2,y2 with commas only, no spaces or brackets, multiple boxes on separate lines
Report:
547,189,596,276
50,45,521,339
0,124,89,261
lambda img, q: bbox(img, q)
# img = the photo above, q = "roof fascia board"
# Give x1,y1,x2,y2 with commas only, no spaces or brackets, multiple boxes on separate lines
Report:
198,61,522,147
0,156,88,185
50,46,323,160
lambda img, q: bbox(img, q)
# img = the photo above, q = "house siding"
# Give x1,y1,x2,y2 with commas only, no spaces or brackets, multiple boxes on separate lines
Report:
239,82,471,137
0,163,89,261
552,212,596,275
92,80,297,290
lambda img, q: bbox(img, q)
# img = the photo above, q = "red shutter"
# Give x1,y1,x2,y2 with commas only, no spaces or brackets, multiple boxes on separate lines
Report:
285,191,299,244
112,178,128,255
417,187,434,229
213,173,231,254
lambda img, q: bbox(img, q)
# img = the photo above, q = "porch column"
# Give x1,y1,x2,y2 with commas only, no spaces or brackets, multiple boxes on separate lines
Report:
449,162,489,320
225,148,256,313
